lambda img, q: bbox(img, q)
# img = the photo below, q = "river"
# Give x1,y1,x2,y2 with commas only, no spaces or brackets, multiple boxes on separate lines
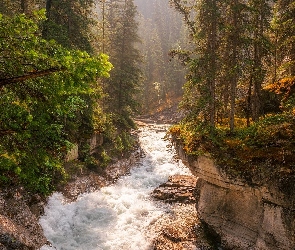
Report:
39,123,192,250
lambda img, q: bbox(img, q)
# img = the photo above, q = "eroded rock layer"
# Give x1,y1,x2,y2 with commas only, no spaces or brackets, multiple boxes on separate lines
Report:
176,145,295,250
152,175,197,204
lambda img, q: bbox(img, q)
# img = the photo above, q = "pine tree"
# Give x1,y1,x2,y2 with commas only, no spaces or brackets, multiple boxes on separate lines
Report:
0,0,42,15
272,0,295,77
246,0,271,122
104,0,142,129
219,0,247,131
43,0,95,53
170,0,220,127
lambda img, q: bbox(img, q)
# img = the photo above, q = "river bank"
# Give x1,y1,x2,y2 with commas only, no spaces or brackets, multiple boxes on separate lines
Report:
0,145,141,249
38,123,196,249
0,120,215,250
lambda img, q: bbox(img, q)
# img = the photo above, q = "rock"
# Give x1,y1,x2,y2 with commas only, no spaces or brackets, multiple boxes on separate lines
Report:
0,187,47,250
151,177,219,250
152,175,198,203
150,204,215,250
59,148,141,201
0,146,141,249
175,144,295,250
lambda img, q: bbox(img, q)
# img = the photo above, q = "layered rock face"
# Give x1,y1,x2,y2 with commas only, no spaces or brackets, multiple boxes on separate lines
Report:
152,175,197,204
177,147,295,250
151,175,215,250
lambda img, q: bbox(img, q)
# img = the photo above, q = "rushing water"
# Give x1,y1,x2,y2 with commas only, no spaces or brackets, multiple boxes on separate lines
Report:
40,124,191,250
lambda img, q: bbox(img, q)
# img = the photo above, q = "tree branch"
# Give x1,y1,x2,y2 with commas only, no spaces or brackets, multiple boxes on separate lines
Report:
0,67,66,87
169,0,197,35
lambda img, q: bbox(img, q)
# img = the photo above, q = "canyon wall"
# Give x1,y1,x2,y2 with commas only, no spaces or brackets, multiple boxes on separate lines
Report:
176,147,295,249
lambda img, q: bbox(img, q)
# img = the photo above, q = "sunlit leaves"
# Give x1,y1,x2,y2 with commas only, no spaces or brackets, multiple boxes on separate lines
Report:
264,77,295,111
0,12,112,193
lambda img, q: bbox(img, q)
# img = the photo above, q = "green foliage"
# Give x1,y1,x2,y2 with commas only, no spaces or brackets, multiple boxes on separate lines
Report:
0,12,112,194
100,150,111,167
272,0,295,76
239,114,295,148
100,113,137,155
169,0,295,191
0,0,40,16
169,120,225,157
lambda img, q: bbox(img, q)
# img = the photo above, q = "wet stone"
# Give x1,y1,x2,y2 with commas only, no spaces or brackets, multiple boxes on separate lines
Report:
150,203,214,250
152,175,198,204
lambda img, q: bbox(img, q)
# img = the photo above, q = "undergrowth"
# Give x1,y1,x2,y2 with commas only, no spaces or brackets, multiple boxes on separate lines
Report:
169,113,295,190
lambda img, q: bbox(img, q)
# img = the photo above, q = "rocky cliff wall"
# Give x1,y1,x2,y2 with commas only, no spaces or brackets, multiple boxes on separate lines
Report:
176,146,295,250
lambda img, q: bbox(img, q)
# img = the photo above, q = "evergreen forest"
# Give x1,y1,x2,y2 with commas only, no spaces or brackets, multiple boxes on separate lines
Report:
1,0,295,195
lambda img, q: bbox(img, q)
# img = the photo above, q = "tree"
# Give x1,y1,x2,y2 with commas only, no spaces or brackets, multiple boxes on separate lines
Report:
0,0,34,15
171,0,272,131
134,0,187,112
104,0,142,129
43,0,95,53
0,12,112,193
170,0,220,127
246,0,271,122
218,0,247,131
272,0,295,77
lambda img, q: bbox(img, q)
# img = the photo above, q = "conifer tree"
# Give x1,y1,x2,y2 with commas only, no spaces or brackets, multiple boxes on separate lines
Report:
170,0,220,127
104,0,142,129
246,0,271,121
272,0,295,77
43,0,95,53
0,0,41,15
219,0,246,131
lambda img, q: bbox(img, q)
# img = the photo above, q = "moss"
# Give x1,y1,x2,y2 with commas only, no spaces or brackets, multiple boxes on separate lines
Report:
169,113,295,195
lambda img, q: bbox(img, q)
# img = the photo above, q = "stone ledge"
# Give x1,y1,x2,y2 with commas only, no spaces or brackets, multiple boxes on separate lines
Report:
174,143,295,249
151,175,197,204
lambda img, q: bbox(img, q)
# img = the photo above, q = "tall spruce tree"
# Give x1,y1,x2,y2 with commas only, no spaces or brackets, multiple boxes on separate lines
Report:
170,0,272,131
219,0,246,131
43,0,95,53
104,0,142,129
246,0,271,122
170,0,220,127
272,0,295,77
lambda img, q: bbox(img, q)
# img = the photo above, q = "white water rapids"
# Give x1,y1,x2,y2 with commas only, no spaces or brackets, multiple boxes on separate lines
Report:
39,124,192,250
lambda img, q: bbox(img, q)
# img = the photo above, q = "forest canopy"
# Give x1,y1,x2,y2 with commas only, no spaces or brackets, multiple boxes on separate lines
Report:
2,0,295,194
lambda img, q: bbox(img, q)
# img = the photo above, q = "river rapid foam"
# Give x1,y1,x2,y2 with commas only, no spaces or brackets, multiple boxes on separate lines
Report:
39,124,191,250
